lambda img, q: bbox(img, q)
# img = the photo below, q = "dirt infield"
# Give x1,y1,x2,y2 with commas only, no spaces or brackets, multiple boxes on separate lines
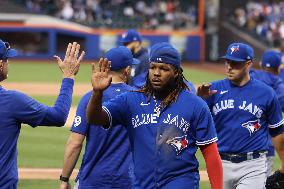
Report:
1,82,91,96
19,168,209,181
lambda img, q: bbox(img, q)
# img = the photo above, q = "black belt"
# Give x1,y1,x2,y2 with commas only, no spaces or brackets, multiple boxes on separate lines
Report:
220,151,267,163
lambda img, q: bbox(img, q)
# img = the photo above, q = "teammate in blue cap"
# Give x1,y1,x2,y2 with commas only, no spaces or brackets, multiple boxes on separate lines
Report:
59,46,137,189
0,40,85,188
87,42,223,189
250,50,284,177
198,42,284,189
120,29,150,88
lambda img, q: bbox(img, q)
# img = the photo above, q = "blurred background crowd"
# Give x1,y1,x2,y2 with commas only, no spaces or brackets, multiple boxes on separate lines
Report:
14,0,198,30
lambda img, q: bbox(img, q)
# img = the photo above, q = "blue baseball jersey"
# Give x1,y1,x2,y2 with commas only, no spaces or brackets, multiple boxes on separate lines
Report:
250,69,284,156
205,78,284,154
71,83,134,189
129,48,150,88
0,78,73,188
250,69,284,111
103,90,217,189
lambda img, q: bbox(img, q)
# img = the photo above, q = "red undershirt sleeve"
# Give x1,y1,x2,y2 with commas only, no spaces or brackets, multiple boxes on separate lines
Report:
200,142,223,189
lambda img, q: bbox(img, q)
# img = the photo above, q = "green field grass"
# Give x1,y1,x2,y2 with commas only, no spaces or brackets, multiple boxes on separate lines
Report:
18,127,84,168
31,96,81,106
8,62,224,84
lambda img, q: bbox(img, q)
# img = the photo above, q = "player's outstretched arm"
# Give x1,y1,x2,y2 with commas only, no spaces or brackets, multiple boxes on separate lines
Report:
35,42,85,126
59,132,85,189
197,84,217,99
86,58,112,126
54,42,85,79
200,142,223,189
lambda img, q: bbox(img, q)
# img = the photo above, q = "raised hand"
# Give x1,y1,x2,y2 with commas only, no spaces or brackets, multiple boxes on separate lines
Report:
54,42,85,79
91,58,112,92
197,83,217,99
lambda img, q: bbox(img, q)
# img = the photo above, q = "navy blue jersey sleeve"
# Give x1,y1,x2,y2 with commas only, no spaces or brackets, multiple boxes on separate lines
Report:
102,93,128,127
192,98,218,146
70,92,92,135
267,91,284,135
13,78,74,127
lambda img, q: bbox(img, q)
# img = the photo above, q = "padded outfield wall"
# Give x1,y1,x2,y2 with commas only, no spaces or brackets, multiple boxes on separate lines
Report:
0,23,204,62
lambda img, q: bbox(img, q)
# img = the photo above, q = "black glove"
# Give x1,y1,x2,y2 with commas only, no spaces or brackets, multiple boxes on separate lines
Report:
266,170,284,189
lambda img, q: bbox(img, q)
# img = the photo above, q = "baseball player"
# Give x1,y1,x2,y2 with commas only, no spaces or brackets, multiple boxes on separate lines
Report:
197,42,284,189
59,46,137,189
86,42,223,189
120,29,150,88
250,50,284,177
120,29,196,93
0,40,84,188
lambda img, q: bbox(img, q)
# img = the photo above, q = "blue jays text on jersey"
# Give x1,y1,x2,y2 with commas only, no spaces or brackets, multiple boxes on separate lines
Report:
212,99,263,119
103,89,217,189
71,83,133,189
205,78,284,154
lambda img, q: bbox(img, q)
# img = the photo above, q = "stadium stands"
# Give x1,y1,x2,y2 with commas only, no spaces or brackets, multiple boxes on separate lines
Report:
9,0,198,30
231,1,284,47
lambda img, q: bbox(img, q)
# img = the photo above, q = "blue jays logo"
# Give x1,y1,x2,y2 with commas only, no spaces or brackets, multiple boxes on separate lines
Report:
230,45,239,54
166,135,188,155
242,120,261,136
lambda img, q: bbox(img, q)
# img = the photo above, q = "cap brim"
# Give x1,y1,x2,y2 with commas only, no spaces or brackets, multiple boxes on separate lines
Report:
6,49,17,58
132,58,140,65
220,55,247,62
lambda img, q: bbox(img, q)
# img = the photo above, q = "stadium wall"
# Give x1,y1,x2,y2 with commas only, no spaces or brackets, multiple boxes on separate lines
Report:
0,24,204,62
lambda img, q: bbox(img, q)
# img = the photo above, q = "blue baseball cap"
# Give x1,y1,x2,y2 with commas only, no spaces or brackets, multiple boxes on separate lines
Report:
120,29,142,44
105,46,139,71
0,39,17,60
221,42,254,62
149,42,181,68
261,50,281,68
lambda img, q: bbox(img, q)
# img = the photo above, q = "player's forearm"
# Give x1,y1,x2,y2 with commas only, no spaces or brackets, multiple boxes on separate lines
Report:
272,133,284,173
61,140,83,178
200,142,223,189
39,78,74,126
86,90,106,125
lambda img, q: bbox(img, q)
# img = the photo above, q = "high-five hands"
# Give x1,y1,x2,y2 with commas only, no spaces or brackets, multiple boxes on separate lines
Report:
91,58,112,92
54,42,85,79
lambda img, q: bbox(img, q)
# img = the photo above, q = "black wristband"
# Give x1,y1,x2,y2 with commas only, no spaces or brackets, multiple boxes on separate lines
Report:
60,175,69,182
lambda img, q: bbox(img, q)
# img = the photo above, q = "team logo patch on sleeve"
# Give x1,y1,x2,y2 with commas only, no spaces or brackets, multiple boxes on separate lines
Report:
166,135,188,155
73,116,81,127
242,120,261,136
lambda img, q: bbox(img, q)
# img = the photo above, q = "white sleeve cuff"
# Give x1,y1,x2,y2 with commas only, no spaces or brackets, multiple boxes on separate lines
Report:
268,119,284,128
196,137,218,146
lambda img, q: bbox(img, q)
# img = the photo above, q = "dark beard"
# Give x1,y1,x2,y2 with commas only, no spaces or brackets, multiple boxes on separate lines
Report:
151,79,177,100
